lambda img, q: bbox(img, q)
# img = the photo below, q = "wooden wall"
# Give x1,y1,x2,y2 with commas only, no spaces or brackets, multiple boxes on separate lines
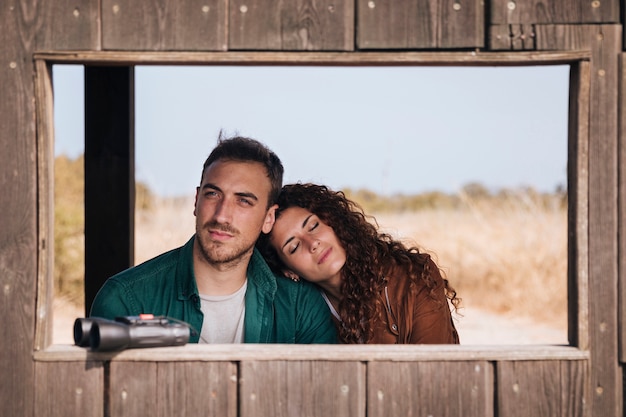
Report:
0,1,623,416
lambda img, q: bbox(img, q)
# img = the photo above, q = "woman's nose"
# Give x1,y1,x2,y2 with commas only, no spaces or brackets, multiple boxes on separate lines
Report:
309,239,320,252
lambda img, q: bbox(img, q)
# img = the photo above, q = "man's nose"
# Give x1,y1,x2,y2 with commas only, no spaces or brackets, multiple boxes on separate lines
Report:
213,198,234,223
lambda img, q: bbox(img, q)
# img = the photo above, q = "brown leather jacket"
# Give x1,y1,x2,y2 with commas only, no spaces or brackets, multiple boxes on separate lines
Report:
333,258,460,344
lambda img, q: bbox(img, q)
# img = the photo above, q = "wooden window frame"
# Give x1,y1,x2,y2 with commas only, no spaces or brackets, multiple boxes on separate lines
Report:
33,50,591,361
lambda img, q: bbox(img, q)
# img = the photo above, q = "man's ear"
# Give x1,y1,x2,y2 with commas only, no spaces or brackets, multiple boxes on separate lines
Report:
193,186,200,216
262,204,277,234
283,269,300,282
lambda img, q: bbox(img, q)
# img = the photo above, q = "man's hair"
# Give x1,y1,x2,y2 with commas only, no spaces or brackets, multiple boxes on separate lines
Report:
201,134,284,207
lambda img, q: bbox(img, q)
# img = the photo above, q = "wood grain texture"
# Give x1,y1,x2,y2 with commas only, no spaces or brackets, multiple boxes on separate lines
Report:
239,360,365,417
35,0,100,50
156,362,237,417
368,361,493,417
0,2,39,417
34,59,55,350
496,360,587,417
102,0,227,51
536,23,621,417
34,343,591,362
489,24,536,50
567,60,590,351
357,0,484,49
34,50,591,66
109,361,237,417
579,24,620,417
34,361,104,417
619,53,626,363
229,0,354,51
490,0,620,24
109,362,158,417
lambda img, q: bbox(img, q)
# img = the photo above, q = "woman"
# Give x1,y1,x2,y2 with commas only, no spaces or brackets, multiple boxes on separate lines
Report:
257,183,460,344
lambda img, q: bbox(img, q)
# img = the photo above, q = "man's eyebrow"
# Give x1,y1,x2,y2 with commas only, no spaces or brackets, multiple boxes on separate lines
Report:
201,183,259,201
281,214,313,250
235,191,259,201
201,182,220,192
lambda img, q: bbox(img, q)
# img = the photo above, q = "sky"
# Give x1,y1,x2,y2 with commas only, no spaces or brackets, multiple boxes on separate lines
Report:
52,64,570,198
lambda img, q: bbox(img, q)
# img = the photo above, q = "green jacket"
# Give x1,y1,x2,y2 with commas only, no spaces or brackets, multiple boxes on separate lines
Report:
90,236,337,344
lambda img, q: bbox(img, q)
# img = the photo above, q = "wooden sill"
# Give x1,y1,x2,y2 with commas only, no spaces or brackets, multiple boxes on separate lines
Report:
34,343,589,362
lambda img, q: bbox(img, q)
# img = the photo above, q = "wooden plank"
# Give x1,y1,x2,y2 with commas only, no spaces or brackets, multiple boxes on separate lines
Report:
357,0,483,49
34,343,591,362
84,66,135,315
568,60,590,351
357,0,435,48
496,360,587,417
534,25,595,50
109,362,158,417
438,0,485,48
490,0,620,24
579,24,620,417
620,54,626,362
239,360,365,417
560,359,590,417
156,362,238,417
0,3,38,417
35,0,100,50
537,23,621,417
34,361,104,417
489,24,536,50
367,361,493,417
101,0,227,51
34,50,591,66
229,0,354,51
34,59,54,350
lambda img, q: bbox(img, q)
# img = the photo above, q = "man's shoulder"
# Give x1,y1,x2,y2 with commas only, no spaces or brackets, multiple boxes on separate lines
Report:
275,275,317,293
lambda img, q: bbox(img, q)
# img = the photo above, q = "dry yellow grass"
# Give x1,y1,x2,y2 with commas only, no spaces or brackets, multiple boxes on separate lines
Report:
135,196,196,264
373,198,567,327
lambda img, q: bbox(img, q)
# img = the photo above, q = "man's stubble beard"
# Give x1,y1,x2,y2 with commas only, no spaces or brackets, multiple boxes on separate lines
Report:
195,225,255,269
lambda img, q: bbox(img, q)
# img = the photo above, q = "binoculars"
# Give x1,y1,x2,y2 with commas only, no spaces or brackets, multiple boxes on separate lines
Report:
74,314,190,352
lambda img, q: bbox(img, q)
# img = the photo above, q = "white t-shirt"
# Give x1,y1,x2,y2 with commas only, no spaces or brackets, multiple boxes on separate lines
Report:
198,281,247,343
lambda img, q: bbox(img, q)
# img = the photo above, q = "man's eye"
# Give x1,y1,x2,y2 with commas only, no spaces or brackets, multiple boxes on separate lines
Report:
239,198,253,206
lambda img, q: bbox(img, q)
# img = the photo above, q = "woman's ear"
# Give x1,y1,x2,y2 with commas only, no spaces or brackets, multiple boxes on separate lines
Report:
283,269,300,282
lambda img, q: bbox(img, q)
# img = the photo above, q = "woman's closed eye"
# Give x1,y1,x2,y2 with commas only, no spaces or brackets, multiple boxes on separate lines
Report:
287,222,319,254
288,241,300,254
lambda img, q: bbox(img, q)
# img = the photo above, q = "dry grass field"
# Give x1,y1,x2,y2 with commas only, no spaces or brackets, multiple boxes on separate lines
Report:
374,198,568,325
53,193,568,345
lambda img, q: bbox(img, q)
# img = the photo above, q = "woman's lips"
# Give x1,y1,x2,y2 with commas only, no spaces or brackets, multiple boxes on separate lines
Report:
318,247,332,264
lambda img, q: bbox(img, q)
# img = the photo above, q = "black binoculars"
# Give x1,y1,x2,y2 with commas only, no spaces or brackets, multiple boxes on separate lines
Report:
74,314,190,352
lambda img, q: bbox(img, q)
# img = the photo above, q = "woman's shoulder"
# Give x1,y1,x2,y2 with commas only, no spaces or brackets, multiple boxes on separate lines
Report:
385,255,444,290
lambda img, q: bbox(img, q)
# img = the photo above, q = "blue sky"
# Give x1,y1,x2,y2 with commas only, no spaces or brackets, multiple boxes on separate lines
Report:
53,64,569,197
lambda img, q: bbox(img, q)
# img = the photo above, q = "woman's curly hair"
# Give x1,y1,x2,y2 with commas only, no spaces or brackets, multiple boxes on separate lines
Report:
257,183,460,343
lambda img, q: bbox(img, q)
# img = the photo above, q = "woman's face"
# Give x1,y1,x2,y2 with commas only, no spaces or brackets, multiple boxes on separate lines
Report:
269,206,346,285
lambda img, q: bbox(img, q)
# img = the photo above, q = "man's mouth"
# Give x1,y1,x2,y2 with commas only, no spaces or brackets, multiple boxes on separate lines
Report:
205,222,237,240
209,229,233,240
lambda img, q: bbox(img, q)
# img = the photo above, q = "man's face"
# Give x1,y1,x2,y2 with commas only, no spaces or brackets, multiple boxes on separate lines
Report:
194,160,276,267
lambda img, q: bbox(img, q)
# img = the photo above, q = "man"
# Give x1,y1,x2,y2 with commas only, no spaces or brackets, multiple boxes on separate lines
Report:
90,135,337,344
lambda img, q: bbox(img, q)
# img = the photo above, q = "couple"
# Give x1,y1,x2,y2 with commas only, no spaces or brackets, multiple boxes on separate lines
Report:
91,134,460,344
